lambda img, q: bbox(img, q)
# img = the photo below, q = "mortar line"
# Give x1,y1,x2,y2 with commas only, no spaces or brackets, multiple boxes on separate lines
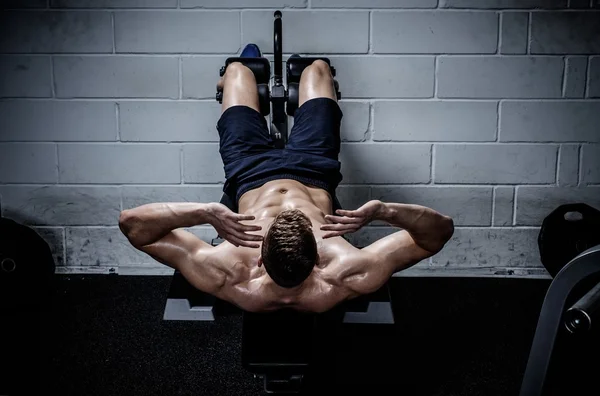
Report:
49,56,56,97
368,10,373,54
497,12,502,55
561,56,568,97
527,11,532,54
178,57,183,99
63,226,67,268
430,144,435,185
491,187,496,226
578,144,584,185
180,147,184,185
556,144,562,185
512,186,518,226
367,102,374,141
115,103,121,141
433,56,439,98
55,143,60,184
111,12,116,54
496,100,501,142
584,56,591,98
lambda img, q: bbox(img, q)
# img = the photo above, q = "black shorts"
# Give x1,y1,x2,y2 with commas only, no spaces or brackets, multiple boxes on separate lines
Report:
216,97,344,205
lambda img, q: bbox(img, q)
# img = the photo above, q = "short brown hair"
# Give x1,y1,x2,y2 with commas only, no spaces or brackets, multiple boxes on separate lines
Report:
261,209,317,288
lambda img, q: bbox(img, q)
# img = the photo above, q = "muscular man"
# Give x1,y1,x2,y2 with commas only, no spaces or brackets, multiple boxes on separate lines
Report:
119,45,454,313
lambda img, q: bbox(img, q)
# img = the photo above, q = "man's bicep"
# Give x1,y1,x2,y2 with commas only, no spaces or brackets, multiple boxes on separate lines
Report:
350,230,432,294
137,229,225,294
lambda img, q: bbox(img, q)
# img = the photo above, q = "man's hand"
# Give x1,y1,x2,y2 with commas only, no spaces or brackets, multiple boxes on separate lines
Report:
207,203,263,248
320,200,383,239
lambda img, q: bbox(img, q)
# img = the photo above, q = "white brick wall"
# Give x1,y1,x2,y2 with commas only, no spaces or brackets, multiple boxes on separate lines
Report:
1,1,599,278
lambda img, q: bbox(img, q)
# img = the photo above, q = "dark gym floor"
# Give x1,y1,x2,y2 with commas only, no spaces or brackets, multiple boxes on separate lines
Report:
0,275,562,396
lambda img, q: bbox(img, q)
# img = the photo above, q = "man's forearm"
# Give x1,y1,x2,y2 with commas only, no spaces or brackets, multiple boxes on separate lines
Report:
119,202,212,247
375,201,454,253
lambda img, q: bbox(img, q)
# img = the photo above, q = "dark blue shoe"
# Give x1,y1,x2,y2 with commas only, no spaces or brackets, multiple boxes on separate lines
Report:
289,54,301,59
240,43,262,58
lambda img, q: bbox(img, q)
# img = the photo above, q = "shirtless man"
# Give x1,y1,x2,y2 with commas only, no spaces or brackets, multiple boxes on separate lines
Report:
119,45,454,313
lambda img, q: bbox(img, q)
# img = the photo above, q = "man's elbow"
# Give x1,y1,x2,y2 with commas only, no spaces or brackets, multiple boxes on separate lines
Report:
119,210,140,246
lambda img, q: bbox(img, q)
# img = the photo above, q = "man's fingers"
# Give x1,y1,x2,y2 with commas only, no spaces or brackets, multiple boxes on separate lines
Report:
232,229,263,242
229,235,260,248
323,231,344,239
237,214,256,221
320,223,358,232
324,215,362,224
237,223,262,232
335,209,355,217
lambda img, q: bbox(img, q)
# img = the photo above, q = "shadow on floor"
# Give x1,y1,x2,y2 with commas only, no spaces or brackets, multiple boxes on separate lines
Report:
1,275,554,396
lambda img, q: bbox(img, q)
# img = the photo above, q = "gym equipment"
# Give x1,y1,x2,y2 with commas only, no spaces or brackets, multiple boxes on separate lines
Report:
0,216,55,311
538,203,600,277
520,203,600,396
216,10,341,150
164,10,389,393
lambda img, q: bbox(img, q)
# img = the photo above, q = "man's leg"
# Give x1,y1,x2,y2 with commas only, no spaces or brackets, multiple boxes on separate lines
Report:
216,61,277,205
298,60,337,107
284,60,344,197
217,62,260,114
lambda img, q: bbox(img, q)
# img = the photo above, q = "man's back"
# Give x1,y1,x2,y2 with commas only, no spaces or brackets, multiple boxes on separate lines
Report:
203,179,366,313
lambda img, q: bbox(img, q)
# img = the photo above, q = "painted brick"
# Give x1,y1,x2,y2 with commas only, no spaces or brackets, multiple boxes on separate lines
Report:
0,143,57,183
569,0,592,7
51,0,177,7
438,56,564,98
331,56,434,98
66,227,147,267
589,57,600,98
372,12,498,54
339,102,370,142
243,11,368,54
2,0,47,7
516,186,600,225
182,144,226,183
313,0,435,7
59,144,181,184
32,227,65,267
334,186,371,211
0,56,52,97
564,56,589,98
115,12,239,53
122,186,224,209
0,12,112,53
435,144,558,184
373,101,497,141
182,56,231,99
0,186,121,226
371,186,493,226
54,56,178,98
500,101,600,142
439,0,566,8
430,228,542,268
558,144,580,187
531,12,600,54
0,101,117,141
493,186,514,226
581,145,600,184
119,102,221,142
339,143,431,184
182,0,306,7
500,12,528,54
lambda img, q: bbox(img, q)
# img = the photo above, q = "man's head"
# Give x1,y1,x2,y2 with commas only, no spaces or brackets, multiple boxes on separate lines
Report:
259,209,318,288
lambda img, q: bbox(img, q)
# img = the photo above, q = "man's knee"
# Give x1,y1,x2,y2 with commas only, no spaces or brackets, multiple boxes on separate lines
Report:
224,62,255,81
302,60,332,81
